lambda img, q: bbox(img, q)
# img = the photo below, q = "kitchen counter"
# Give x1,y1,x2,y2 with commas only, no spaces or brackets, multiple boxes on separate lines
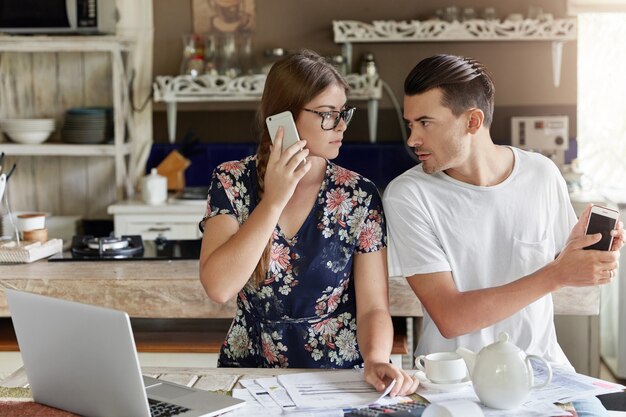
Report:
0,260,597,318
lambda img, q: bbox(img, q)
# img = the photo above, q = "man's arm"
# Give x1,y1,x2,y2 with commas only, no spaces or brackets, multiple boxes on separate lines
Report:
408,230,619,339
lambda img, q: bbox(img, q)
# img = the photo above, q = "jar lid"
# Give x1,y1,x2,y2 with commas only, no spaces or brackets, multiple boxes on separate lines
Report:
264,48,285,58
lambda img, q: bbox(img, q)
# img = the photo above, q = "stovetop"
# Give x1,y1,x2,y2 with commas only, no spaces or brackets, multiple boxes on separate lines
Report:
48,235,201,262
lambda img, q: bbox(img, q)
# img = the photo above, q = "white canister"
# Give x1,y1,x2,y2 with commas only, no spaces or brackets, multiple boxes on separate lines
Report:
141,168,168,205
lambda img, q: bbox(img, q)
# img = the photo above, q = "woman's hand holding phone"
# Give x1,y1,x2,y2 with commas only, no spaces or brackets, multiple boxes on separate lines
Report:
263,127,310,210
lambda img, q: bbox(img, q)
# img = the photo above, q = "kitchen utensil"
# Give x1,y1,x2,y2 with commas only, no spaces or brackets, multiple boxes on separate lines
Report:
456,332,552,410
5,163,16,181
156,150,190,191
0,174,5,201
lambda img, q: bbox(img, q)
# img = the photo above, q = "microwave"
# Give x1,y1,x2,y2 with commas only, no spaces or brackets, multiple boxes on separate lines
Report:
0,0,116,34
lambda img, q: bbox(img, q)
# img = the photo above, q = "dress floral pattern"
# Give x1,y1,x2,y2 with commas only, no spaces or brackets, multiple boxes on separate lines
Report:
200,156,386,368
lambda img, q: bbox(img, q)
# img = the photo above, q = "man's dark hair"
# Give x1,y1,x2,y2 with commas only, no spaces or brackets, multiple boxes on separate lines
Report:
404,54,495,127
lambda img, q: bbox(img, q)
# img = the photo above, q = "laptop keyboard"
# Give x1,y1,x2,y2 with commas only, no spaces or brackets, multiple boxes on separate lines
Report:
148,398,190,417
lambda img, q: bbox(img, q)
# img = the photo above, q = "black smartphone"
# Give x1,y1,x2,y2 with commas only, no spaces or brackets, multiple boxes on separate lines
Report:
584,205,620,251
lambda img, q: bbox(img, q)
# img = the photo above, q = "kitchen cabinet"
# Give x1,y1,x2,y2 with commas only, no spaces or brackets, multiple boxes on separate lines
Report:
108,199,205,240
0,35,135,200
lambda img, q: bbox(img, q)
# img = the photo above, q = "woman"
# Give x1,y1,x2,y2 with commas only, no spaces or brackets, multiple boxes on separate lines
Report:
199,49,417,396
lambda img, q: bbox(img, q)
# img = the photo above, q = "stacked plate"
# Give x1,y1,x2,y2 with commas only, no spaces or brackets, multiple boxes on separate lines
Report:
61,107,113,144
0,118,56,144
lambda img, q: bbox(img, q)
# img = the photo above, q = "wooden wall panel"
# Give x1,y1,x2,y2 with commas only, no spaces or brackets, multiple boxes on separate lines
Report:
59,155,88,216
86,157,116,218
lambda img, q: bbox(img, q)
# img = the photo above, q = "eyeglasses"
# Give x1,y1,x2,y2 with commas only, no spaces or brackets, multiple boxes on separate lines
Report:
302,107,356,130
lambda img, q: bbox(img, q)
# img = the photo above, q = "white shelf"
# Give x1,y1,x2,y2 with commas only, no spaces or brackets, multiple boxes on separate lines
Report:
333,18,576,90
153,73,382,143
0,35,133,52
0,35,135,199
332,18,577,43
0,142,131,156
153,73,381,103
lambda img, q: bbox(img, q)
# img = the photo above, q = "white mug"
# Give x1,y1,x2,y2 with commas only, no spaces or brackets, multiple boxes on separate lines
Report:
415,352,468,384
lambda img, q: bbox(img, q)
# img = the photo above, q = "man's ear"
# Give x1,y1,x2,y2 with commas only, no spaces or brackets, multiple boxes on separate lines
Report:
467,108,484,134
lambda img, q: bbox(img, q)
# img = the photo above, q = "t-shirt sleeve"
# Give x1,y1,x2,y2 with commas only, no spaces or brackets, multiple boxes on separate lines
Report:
383,182,451,278
198,168,238,233
354,182,387,254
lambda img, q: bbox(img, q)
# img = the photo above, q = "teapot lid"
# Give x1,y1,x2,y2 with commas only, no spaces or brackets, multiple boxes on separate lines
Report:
485,332,520,353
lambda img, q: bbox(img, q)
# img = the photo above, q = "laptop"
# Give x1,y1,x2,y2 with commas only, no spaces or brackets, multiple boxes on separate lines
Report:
5,289,245,417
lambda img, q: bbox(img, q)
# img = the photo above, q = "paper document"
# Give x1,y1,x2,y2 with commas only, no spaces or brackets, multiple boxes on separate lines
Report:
239,379,283,411
255,377,298,410
531,363,626,404
277,370,395,409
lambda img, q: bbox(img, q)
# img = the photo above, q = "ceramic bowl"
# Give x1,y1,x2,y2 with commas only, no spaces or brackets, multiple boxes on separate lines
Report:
3,129,53,144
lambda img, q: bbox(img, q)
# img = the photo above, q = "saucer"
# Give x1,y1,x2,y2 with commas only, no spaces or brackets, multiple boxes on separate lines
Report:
415,371,472,392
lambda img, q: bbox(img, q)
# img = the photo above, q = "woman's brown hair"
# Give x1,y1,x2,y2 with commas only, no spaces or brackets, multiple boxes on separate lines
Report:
251,49,349,286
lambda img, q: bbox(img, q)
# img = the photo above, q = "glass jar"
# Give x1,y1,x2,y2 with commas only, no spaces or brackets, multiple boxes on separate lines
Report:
203,34,218,76
461,7,477,21
216,33,240,78
482,7,498,21
237,33,256,75
329,54,347,76
360,52,377,77
443,6,459,23
262,48,285,75
180,34,205,77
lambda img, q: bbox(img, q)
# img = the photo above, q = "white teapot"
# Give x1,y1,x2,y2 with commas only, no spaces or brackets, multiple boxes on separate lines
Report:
456,332,552,409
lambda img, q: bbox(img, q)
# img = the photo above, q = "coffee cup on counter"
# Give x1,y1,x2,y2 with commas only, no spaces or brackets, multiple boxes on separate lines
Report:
17,213,46,232
415,352,468,384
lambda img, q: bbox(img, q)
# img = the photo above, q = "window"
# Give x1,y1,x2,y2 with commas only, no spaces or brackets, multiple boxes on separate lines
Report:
577,13,626,190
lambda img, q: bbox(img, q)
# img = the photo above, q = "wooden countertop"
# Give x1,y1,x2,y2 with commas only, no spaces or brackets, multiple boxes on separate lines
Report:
0,260,597,318
0,260,422,318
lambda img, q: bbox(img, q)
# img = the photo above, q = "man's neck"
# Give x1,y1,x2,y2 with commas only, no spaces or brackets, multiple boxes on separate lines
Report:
444,134,514,187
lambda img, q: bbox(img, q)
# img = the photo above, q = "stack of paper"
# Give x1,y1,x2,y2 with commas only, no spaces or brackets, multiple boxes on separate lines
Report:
228,370,408,416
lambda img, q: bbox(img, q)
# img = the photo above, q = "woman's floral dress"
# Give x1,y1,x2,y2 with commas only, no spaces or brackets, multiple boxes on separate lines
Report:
200,156,386,368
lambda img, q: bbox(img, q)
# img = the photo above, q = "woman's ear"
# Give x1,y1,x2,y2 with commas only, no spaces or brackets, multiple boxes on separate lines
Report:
467,108,484,134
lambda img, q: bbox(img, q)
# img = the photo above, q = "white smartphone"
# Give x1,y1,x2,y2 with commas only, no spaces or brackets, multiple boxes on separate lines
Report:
584,204,620,251
265,111,301,152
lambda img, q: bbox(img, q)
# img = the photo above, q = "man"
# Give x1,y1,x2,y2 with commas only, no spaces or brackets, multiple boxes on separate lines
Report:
383,54,624,415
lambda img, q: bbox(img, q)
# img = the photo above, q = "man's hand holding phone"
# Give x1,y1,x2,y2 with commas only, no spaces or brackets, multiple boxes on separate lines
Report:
553,205,623,288
262,124,310,210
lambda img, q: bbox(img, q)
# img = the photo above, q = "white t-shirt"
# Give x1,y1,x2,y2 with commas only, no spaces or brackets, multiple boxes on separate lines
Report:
383,147,576,367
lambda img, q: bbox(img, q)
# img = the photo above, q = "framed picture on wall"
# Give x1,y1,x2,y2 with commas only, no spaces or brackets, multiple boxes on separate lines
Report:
192,0,256,34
